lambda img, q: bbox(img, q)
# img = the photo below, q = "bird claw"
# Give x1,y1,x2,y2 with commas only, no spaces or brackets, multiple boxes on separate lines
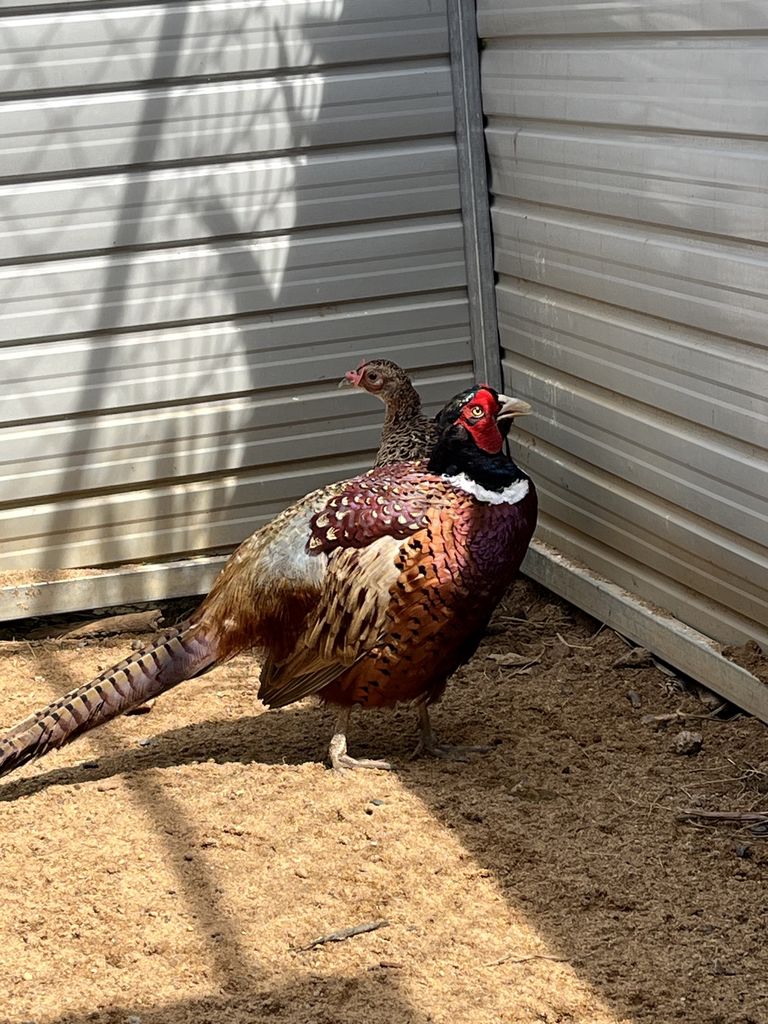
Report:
327,712,392,773
331,753,393,773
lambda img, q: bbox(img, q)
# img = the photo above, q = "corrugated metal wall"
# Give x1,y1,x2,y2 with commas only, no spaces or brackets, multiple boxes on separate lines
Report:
0,0,475,581
478,1,768,651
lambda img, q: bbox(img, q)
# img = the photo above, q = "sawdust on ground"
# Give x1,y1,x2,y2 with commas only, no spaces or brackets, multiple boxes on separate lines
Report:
0,579,766,1024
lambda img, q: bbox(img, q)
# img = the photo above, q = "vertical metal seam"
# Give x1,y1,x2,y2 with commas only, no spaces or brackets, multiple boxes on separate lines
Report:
446,0,502,390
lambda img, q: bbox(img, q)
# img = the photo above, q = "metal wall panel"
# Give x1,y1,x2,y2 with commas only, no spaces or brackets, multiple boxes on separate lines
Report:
0,0,448,92
479,3,768,651
0,65,455,178
0,0,475,587
3,143,460,261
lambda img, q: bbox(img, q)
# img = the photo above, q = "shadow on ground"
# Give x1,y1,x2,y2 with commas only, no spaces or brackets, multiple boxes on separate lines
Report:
2,582,766,1023
42,972,431,1024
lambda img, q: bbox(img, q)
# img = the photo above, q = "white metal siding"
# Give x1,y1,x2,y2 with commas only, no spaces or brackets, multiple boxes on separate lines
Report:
479,2,768,651
0,0,474,582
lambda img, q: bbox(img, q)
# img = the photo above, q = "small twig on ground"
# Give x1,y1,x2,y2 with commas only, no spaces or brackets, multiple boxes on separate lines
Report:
677,809,768,824
556,632,592,650
485,946,597,968
294,919,389,953
485,952,571,967
693,776,754,788
495,616,549,631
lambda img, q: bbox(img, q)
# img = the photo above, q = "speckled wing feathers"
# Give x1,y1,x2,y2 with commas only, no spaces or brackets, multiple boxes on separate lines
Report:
307,462,456,552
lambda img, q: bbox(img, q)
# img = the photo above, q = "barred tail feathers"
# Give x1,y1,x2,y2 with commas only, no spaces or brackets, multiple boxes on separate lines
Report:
0,623,219,778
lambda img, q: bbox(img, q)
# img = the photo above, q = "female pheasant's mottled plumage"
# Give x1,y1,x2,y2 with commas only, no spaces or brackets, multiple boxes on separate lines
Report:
0,386,536,778
341,358,438,465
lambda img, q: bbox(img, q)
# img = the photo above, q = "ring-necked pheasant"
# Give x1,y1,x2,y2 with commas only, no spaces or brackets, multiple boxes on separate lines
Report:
340,358,439,466
0,386,535,779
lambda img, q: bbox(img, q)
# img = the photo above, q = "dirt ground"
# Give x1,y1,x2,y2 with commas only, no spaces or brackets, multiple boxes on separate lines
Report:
0,579,766,1024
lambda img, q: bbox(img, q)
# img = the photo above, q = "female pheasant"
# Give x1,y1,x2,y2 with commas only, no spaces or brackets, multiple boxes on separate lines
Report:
0,386,536,778
340,358,438,465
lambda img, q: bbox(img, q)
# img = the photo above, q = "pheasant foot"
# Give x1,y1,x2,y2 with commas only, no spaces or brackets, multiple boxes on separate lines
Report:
328,709,392,773
411,705,491,762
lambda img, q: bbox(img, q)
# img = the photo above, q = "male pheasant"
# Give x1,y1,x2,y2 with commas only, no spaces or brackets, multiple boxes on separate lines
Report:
0,386,536,778
340,358,438,465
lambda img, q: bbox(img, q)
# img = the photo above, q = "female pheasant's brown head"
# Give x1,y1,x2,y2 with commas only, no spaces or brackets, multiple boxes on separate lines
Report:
340,359,420,409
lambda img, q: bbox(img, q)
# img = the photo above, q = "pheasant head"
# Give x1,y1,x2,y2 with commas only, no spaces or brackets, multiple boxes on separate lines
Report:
429,386,532,492
340,358,422,415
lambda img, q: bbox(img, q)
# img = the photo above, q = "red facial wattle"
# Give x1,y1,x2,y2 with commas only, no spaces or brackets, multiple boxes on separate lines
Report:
344,359,368,387
457,388,503,454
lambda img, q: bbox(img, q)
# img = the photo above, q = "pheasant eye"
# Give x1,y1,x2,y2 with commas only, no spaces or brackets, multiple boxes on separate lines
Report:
470,404,484,418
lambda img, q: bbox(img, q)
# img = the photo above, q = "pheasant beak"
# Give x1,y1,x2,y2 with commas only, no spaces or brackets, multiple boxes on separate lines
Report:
338,361,367,389
496,393,532,421
338,369,361,389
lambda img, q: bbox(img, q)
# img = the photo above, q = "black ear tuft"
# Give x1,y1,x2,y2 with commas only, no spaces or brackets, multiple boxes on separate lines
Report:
434,387,476,431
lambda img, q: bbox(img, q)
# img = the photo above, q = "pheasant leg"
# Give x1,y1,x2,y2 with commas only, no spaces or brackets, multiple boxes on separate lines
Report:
328,709,392,773
411,704,491,762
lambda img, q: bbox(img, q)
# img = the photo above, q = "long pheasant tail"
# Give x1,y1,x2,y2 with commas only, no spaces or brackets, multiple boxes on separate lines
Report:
0,622,220,779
